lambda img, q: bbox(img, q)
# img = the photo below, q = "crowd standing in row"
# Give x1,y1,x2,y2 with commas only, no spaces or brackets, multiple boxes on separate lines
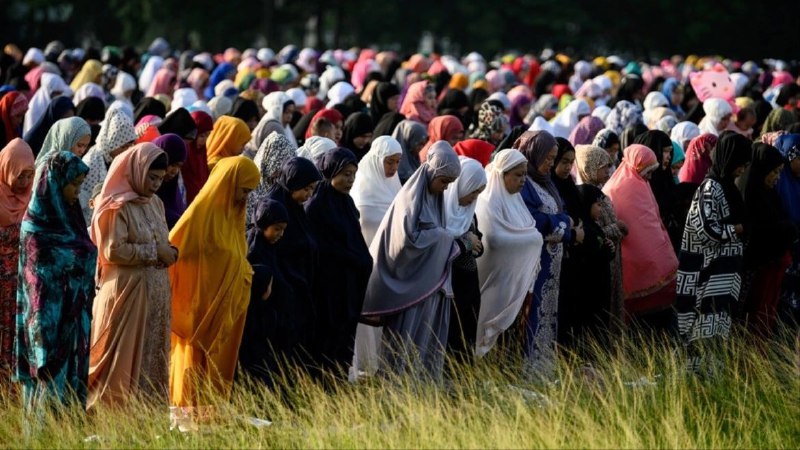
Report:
0,40,799,419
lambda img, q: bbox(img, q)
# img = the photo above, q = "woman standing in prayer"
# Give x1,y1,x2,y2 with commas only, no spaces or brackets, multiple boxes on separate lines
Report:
259,157,322,375
361,141,461,379
237,199,289,385
603,144,678,320
306,148,373,372
419,115,465,162
774,134,800,325
515,130,579,378
249,91,295,156
443,156,487,358
35,117,92,168
169,156,259,407
247,133,297,227
737,142,796,337
80,107,137,222
676,132,750,373
205,115,251,170
399,80,437,126
0,139,34,377
392,120,428,184
15,151,95,408
153,134,188,229
350,136,403,377
678,134,718,186
340,112,374,161
475,149,543,358
574,144,626,331
0,92,29,146
183,110,213,204
87,143,176,409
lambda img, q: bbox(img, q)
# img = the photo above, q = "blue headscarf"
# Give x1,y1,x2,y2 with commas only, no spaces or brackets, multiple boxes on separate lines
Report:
204,63,236,99
23,96,76,157
775,134,800,223
661,78,685,116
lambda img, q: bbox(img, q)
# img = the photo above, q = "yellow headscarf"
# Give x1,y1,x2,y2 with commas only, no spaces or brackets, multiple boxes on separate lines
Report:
206,116,252,169
168,155,259,405
70,59,103,92
449,73,468,91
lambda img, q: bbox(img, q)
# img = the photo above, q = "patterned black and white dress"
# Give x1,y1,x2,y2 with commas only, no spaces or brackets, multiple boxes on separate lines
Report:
675,178,743,372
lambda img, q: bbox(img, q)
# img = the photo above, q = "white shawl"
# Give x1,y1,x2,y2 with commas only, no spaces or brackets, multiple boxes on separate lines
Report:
350,135,402,246
443,156,486,238
475,149,543,358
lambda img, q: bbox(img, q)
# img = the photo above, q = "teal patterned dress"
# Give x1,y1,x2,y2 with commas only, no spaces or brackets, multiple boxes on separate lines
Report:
14,151,97,408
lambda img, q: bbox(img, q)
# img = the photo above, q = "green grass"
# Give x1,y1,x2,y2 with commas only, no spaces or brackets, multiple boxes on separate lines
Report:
1,327,798,449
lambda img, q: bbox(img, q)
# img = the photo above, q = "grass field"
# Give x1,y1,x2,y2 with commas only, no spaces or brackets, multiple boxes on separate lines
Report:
1,328,798,449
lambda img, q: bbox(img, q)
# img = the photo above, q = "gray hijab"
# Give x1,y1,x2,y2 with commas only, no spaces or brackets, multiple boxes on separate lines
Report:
392,120,429,184
361,141,461,321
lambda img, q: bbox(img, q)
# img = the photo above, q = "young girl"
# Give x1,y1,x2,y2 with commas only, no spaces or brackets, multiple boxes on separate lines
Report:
238,199,290,385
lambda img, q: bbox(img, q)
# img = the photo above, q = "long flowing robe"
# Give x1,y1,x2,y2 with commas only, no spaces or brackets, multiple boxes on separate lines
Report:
168,156,259,406
15,152,96,408
475,150,543,358
360,141,461,379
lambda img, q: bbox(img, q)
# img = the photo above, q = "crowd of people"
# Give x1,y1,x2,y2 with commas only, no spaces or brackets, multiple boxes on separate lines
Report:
0,39,799,421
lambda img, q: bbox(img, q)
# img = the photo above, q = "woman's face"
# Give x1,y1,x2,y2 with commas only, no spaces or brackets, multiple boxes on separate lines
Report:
387,95,400,112
196,131,211,150
733,164,747,178
424,89,437,110
10,110,25,129
661,146,673,170
543,108,557,120
458,185,485,206
607,143,620,163
263,222,288,244
165,161,184,182
553,150,575,179
246,117,258,131
413,138,427,154
537,146,558,176
671,160,684,177
671,85,684,106
282,104,295,126
490,128,505,144
71,134,91,157
765,164,783,189
383,154,402,178
717,113,732,131
233,187,252,206
62,173,86,205
334,121,344,143
590,201,603,221
595,164,611,184
428,176,457,195
352,132,373,150
503,162,528,194
517,103,532,119
142,169,166,197
291,181,318,203
331,164,358,193
12,169,34,194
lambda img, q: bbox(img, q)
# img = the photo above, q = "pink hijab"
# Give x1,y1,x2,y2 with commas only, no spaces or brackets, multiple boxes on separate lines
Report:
400,80,436,126
146,68,177,97
90,142,165,244
0,138,35,227
602,144,677,300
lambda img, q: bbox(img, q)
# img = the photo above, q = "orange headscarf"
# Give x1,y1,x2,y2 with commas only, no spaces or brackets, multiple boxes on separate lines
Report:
90,142,165,244
0,138,35,227
602,144,677,300
205,116,251,169
168,155,259,405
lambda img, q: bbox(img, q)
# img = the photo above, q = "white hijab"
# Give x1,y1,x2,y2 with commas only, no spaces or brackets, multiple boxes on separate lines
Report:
72,82,106,106
551,99,590,139
111,71,136,101
443,157,487,238
171,87,199,112
475,149,543,358
295,136,337,166
138,56,164,93
24,72,73,135
326,81,354,108
350,135,403,246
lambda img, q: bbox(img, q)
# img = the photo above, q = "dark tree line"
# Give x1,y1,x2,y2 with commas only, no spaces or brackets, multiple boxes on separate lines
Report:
2,0,798,60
